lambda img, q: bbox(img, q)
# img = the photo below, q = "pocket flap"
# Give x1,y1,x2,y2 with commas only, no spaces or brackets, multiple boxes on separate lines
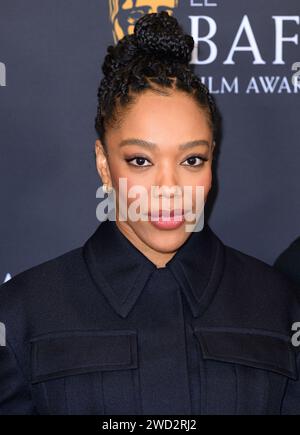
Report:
194,327,298,380
30,329,138,383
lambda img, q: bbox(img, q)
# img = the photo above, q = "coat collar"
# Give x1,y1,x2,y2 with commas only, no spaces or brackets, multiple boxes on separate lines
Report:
82,218,225,319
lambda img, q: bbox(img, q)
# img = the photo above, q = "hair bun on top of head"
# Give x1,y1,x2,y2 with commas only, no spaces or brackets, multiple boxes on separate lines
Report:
133,10,194,64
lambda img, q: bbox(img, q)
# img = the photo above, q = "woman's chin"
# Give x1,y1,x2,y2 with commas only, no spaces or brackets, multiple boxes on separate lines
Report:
134,221,192,254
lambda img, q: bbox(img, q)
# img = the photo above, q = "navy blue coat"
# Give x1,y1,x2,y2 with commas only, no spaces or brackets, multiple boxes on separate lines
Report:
274,236,300,286
0,219,300,415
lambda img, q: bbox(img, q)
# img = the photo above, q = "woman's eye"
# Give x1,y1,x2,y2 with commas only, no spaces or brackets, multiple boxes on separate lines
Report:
126,157,152,167
181,156,207,167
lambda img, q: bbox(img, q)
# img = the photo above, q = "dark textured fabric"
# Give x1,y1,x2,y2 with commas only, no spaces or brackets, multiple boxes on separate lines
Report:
274,237,300,287
0,219,300,414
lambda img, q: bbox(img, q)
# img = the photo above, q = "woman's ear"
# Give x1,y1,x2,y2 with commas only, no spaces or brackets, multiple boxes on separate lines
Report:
94,139,112,187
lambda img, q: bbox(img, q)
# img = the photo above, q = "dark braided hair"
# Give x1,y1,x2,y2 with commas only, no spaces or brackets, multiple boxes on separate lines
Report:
95,11,218,151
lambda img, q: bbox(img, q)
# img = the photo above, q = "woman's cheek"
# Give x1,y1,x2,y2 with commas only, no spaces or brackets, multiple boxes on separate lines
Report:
118,176,153,213
194,170,212,204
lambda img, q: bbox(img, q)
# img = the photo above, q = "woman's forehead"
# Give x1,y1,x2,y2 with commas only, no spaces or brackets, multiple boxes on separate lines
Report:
117,91,211,130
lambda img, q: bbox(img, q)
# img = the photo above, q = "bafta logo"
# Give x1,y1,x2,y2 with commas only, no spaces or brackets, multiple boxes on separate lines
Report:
109,0,179,43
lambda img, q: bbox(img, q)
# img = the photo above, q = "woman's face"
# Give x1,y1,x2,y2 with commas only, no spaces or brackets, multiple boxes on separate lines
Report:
95,89,215,260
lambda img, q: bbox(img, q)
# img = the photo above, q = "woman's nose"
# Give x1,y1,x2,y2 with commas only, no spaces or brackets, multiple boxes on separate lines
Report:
159,185,182,198
154,180,182,198
153,172,182,198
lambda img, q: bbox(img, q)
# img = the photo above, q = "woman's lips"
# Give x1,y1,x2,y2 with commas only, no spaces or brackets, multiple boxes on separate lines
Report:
148,209,184,219
147,209,185,230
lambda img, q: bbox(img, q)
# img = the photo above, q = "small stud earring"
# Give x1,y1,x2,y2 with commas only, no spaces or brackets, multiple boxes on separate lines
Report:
102,183,112,194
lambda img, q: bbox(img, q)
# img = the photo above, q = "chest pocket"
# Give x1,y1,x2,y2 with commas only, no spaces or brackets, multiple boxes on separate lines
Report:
30,330,140,415
193,327,298,415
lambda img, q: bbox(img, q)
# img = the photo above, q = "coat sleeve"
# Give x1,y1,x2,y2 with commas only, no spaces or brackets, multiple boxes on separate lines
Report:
0,339,36,415
281,353,300,415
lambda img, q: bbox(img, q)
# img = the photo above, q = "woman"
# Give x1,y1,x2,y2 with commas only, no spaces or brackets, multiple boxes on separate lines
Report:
0,11,300,415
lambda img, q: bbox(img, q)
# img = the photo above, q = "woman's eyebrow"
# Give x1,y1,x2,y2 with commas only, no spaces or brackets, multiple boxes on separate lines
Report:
118,138,209,149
